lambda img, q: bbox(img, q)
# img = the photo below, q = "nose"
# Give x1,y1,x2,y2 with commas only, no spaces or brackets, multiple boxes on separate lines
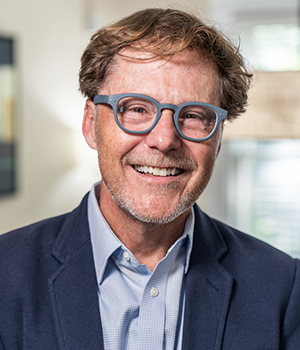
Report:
144,109,182,153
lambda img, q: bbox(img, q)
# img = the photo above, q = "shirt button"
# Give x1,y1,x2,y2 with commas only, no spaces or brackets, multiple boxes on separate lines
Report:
123,251,130,261
150,287,159,297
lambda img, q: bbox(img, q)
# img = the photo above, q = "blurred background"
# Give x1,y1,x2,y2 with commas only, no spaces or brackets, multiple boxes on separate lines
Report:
0,0,299,257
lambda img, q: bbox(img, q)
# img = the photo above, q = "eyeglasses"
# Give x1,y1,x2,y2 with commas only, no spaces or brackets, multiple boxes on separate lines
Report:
93,93,227,142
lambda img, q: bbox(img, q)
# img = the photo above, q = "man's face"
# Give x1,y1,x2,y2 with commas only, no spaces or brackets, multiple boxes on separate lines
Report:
83,49,222,224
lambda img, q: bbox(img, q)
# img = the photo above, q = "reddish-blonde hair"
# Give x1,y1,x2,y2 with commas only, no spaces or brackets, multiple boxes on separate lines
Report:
79,8,252,120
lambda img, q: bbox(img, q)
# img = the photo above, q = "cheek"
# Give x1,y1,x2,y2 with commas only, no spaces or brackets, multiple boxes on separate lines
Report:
95,117,143,169
96,109,124,152
189,139,221,175
192,142,215,161
96,130,119,169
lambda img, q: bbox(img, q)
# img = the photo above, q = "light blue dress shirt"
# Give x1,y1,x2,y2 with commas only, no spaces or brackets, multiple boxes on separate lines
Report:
88,182,195,350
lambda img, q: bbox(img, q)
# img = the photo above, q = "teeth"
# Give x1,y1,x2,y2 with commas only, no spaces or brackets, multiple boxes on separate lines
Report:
133,165,182,176
153,168,161,176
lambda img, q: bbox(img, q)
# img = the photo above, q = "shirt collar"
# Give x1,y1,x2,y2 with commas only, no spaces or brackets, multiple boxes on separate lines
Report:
88,181,195,283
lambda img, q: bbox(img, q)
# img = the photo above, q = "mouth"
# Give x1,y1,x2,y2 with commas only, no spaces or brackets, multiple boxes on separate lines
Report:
132,165,184,177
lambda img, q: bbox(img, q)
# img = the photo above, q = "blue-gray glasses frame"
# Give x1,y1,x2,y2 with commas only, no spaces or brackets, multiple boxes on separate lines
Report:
93,93,228,142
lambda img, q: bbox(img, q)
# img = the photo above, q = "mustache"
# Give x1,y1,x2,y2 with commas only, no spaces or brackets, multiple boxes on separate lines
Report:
123,149,197,171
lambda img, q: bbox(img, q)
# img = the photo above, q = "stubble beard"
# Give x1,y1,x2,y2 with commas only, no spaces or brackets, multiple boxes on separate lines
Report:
99,151,215,226
103,173,211,225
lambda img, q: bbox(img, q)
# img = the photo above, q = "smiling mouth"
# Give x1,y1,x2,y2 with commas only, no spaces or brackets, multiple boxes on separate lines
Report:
133,165,183,177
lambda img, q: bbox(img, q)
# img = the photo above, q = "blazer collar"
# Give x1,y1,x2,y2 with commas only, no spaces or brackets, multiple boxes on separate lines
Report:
49,194,104,349
183,205,233,350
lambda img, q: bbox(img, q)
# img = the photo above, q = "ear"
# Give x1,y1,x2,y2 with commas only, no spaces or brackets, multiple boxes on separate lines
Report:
82,99,97,150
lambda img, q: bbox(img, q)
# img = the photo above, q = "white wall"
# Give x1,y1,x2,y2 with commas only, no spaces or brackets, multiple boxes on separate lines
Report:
87,0,208,28
0,0,100,233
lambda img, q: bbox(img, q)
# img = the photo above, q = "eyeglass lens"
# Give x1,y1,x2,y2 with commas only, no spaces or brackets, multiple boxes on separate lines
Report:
117,96,217,140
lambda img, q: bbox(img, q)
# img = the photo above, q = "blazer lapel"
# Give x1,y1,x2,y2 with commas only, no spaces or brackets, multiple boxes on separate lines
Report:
183,206,233,350
48,195,104,350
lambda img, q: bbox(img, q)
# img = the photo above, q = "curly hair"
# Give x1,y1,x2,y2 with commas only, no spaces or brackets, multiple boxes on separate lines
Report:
79,8,252,121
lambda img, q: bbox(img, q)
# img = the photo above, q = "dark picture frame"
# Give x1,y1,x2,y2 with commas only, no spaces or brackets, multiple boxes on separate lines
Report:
0,36,16,195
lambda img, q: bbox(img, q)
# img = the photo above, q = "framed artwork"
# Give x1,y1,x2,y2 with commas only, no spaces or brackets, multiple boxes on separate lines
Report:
0,36,16,195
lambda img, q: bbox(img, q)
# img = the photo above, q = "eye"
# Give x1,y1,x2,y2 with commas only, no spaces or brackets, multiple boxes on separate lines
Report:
132,107,147,114
118,98,154,116
179,106,216,124
179,112,209,123
119,104,150,116
184,114,201,119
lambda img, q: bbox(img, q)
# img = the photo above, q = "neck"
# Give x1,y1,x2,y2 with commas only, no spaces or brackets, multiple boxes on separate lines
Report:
99,184,190,271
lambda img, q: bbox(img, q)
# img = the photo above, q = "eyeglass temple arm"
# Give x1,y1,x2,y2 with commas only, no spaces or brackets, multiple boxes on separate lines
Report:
93,95,110,104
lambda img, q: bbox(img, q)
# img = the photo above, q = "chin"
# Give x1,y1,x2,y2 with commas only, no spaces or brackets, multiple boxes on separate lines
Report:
107,184,199,225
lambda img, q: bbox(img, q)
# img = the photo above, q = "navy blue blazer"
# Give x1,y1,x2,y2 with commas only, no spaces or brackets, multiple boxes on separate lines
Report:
0,193,299,349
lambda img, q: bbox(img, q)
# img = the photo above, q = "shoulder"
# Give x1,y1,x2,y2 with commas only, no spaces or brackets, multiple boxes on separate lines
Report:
0,193,89,270
193,205,298,284
214,216,295,268
0,212,68,247
0,214,69,273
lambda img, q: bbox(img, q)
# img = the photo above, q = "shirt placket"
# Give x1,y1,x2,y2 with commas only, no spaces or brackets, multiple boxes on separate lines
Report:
135,243,183,350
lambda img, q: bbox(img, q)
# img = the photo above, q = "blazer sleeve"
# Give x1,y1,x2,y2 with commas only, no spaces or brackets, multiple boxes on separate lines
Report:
282,258,300,348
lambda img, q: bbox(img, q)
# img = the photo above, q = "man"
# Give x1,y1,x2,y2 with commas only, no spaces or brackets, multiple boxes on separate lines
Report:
0,8,299,350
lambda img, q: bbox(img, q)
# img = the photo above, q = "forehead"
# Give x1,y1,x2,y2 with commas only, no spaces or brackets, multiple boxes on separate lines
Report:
101,48,220,104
